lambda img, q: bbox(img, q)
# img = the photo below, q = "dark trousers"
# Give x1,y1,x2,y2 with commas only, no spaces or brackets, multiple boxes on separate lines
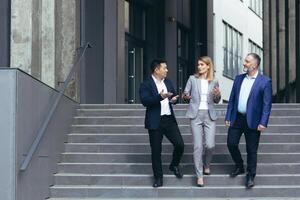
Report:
227,113,261,177
148,115,184,178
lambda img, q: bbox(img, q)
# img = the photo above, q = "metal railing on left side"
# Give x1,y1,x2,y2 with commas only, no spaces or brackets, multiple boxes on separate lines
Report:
20,43,92,171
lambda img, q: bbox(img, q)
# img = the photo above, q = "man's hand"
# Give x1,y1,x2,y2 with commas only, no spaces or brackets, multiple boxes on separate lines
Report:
225,121,231,127
257,124,266,132
182,93,192,100
160,89,173,99
170,95,179,104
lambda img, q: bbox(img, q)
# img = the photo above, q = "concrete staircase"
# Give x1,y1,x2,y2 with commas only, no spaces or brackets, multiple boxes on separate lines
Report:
49,104,300,199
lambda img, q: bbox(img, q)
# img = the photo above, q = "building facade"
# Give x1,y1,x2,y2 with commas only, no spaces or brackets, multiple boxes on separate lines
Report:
263,0,300,102
2,0,215,104
1,0,264,104
213,0,263,101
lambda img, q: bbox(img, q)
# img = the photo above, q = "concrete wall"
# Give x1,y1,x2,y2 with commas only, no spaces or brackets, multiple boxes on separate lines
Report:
0,69,16,200
10,0,80,100
213,0,263,101
0,69,77,200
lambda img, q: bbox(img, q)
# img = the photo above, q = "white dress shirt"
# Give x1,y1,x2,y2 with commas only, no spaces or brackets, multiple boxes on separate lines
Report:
152,75,171,116
198,79,209,110
238,71,258,114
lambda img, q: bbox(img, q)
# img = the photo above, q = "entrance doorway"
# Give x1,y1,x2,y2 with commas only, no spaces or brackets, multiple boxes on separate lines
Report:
124,0,146,103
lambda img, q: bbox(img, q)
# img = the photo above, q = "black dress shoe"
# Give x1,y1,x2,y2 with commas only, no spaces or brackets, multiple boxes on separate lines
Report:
169,166,183,178
153,178,163,188
229,166,245,177
245,174,255,189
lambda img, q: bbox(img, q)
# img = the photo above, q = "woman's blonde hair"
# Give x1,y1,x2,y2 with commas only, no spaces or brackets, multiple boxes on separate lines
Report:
194,56,214,81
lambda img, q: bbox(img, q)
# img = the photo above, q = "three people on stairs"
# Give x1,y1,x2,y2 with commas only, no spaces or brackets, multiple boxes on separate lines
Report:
139,53,272,189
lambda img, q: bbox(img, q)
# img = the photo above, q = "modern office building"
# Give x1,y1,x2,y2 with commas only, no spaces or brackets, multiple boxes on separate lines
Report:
263,0,300,102
1,0,215,104
213,0,263,101
0,0,264,104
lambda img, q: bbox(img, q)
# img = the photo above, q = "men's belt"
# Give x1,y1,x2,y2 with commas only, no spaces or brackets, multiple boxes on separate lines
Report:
161,115,172,119
237,112,246,116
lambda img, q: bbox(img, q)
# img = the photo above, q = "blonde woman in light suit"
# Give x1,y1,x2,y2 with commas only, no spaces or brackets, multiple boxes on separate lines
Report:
182,56,221,187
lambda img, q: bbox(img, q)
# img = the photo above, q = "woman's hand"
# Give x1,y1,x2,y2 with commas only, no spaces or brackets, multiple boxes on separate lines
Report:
213,86,221,96
182,93,192,100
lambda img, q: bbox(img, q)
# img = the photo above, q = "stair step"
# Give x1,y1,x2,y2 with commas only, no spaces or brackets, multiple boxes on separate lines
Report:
64,143,300,153
79,103,300,109
50,185,300,198
48,198,300,200
67,133,300,143
50,103,300,198
53,174,300,186
70,125,300,133
73,116,300,125
57,163,300,174
60,152,300,163
77,109,300,116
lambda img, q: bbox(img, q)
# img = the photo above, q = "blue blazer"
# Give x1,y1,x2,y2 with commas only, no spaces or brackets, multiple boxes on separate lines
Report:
225,73,272,129
139,76,177,130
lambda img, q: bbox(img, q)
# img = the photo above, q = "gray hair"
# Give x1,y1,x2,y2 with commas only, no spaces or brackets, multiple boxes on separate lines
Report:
247,53,261,67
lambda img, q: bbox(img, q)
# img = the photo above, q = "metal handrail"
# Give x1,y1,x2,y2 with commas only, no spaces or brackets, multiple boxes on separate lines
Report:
20,43,92,171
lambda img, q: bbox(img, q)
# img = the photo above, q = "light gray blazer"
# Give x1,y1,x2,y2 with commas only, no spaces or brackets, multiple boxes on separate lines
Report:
184,75,221,120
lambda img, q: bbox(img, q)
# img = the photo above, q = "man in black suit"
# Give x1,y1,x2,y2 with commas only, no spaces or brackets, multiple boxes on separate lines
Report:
139,59,184,188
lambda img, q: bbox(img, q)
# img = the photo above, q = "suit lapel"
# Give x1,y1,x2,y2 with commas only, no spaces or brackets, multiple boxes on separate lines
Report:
165,79,172,93
248,74,262,99
208,80,214,92
208,80,214,101
236,74,247,103
149,76,159,94
196,77,202,100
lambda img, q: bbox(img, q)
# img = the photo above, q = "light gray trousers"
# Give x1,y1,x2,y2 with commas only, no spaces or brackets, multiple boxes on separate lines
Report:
190,110,216,177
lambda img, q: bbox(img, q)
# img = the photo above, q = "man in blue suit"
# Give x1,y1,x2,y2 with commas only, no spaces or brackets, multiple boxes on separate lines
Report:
225,53,272,188
139,59,184,188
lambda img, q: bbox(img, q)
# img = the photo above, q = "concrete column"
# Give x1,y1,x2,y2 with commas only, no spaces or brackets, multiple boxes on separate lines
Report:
55,0,81,100
41,0,55,87
297,0,300,102
103,0,117,103
10,0,33,73
0,0,11,67
31,0,41,79
165,0,177,85
270,0,277,95
117,0,126,103
207,0,214,58
288,0,296,84
278,0,286,91
11,0,80,100
263,0,270,75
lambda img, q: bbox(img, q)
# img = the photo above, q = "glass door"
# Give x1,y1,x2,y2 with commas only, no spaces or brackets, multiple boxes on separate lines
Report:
124,0,146,103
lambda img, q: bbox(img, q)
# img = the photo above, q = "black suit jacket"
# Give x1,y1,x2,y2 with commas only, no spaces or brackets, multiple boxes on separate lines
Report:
139,76,177,130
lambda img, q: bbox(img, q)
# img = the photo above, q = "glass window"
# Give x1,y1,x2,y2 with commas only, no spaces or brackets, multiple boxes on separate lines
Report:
223,21,243,79
125,1,146,40
248,39,263,71
249,0,262,17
